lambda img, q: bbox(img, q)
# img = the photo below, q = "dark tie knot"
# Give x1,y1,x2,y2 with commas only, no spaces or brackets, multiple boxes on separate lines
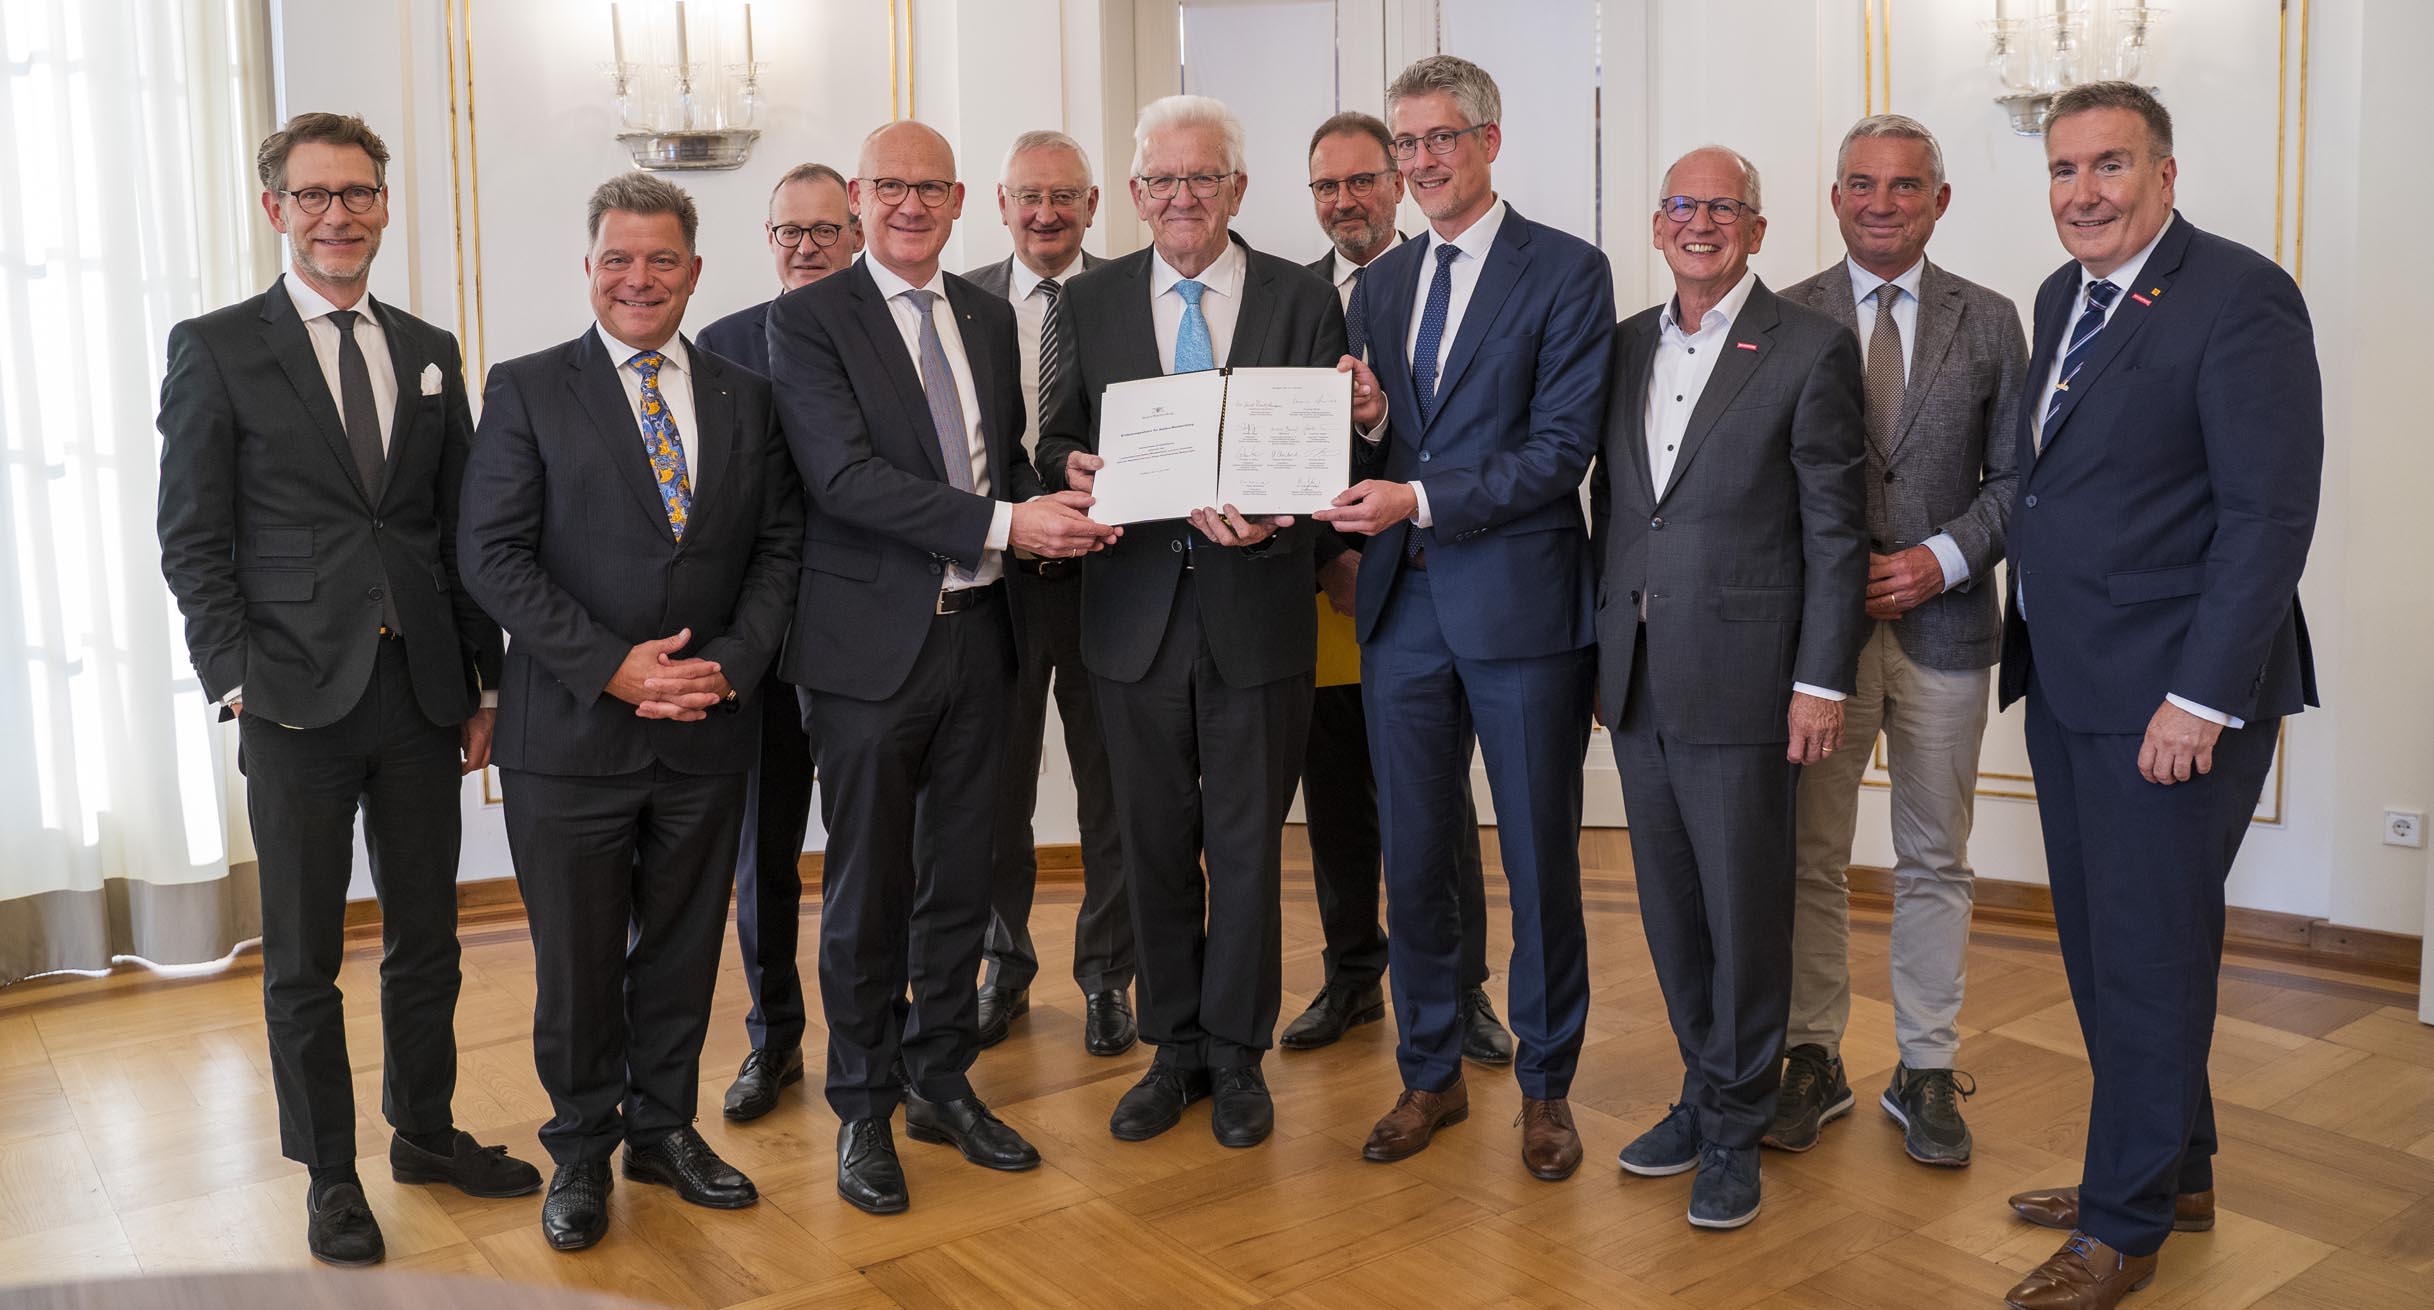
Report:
327,308,360,334
1876,283,1901,310
1037,277,1061,297
2085,279,2121,310
1435,244,1460,269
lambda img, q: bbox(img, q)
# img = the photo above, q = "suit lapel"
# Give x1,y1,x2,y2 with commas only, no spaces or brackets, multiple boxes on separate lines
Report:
1371,243,1423,425
945,277,1007,494
567,331,678,545
2040,216,2191,454
259,277,371,508
1890,262,1964,458
371,299,424,507
685,336,734,525
1228,246,1279,368
1114,255,1166,381
1662,279,1779,503
1619,319,1660,505
1813,261,1861,337
1421,214,1532,436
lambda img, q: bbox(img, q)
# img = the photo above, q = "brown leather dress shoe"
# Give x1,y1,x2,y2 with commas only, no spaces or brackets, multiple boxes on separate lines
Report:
2004,1232,2158,1309
1518,1098,1582,1181
2009,1185,2215,1233
1361,1081,1469,1163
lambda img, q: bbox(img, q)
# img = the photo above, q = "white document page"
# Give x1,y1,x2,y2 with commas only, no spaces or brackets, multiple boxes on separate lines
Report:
1215,367,1353,516
1088,370,1228,525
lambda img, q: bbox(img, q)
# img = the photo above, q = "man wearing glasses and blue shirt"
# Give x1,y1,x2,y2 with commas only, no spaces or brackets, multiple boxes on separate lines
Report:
698,162,855,1125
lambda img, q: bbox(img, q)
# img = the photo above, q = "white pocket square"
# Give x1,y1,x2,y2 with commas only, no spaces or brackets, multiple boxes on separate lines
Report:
419,362,444,396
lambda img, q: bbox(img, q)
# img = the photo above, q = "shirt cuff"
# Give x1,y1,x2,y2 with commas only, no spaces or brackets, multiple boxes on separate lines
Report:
1359,397,1390,445
986,501,1012,553
1410,481,1432,530
220,685,243,708
479,690,499,710
1792,682,1848,702
2165,693,2245,730
1922,532,1970,590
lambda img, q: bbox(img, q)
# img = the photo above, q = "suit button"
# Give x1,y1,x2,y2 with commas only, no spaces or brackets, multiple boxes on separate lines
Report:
1884,472,1897,484
367,587,383,601
1419,450,1432,463
2024,494,2040,508
373,518,385,530
1650,516,1664,530
1169,539,1185,554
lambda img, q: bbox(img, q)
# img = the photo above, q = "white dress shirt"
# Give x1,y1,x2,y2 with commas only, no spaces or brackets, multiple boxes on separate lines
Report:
1328,235,1401,313
1845,256,1968,591
1009,252,1083,457
595,324,702,486
285,266,398,453
2024,217,2231,725
865,256,1012,587
1392,199,1510,529
1149,238,1244,373
1646,268,1845,702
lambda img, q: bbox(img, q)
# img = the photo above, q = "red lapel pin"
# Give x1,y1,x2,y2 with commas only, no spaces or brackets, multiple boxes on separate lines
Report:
2130,292,2153,306
1735,341,1758,351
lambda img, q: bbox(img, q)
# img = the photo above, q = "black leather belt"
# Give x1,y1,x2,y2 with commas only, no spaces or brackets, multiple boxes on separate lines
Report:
935,581,1004,615
1012,556,1078,579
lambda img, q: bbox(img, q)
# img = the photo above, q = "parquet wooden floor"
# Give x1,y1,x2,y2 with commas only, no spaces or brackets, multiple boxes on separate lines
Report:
0,828,2426,1307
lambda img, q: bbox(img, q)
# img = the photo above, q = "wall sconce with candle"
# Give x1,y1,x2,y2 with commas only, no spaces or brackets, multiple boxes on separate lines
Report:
1984,1,2165,136
608,1,763,170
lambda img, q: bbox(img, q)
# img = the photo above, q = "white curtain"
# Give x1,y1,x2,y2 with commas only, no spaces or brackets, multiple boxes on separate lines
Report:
0,0,277,981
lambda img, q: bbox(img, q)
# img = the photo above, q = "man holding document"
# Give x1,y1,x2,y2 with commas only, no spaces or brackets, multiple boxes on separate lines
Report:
1036,93,1381,1150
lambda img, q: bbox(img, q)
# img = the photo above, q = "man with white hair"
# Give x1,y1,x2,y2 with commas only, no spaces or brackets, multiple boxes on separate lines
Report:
962,131,1135,1059
1036,94,1380,1149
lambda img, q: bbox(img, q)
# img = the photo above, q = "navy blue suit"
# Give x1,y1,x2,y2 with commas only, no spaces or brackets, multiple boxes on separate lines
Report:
1353,206,1613,1098
696,294,818,1059
2000,213,2320,1256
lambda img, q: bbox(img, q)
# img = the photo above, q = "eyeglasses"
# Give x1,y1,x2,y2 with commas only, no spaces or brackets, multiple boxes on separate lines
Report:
769,222,845,249
280,186,383,215
1008,187,1088,209
861,177,956,207
1387,125,1490,160
1137,172,1236,200
1307,171,1393,202
1658,195,1757,225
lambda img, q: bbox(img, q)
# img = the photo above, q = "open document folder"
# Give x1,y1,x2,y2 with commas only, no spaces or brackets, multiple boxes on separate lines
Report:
1087,367,1353,525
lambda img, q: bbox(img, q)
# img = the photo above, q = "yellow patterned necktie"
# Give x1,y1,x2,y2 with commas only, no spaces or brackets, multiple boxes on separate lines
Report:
630,350,693,540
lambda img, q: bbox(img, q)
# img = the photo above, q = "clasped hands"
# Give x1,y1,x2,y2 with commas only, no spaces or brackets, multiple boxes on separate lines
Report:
607,628,731,721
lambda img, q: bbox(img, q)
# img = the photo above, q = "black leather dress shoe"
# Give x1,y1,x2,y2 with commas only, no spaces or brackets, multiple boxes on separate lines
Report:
1210,1065,1274,1148
1459,986,1516,1065
305,1181,384,1267
722,1046,804,1122
1083,989,1138,1056
621,1126,757,1209
389,1130,542,1198
1109,1060,1211,1141
1279,979,1386,1050
837,1117,909,1215
541,1161,611,1252
905,1090,1042,1171
976,986,1029,1049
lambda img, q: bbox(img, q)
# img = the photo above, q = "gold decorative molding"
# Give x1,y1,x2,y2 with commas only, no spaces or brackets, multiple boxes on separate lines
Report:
889,0,916,120
443,0,488,386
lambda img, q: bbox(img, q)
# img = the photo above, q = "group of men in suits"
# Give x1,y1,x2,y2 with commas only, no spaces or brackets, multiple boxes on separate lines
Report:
158,59,2316,1308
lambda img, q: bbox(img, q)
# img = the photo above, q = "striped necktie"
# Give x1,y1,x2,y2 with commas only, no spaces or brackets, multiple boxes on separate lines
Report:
2041,279,2119,447
1035,276,1064,403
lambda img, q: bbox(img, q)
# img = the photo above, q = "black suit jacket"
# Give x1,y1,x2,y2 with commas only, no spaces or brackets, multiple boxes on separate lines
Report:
1590,278,1871,745
157,276,500,729
1998,214,2320,731
459,329,800,776
767,260,1038,702
1035,239,1346,688
696,297,772,377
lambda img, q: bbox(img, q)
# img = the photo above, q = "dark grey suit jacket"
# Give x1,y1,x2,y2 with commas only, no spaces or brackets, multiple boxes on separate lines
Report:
1035,238,1346,688
1781,259,2026,670
960,250,1108,301
768,259,1038,702
459,329,801,776
1590,278,1871,745
157,276,501,729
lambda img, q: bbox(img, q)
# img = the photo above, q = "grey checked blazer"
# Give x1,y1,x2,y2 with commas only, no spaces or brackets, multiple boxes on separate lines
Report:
1782,259,2027,671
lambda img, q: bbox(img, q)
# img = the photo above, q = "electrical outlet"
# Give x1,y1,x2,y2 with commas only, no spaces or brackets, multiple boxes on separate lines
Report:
2387,809,2427,849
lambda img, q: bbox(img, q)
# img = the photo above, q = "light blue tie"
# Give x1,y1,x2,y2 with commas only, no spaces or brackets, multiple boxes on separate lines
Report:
1173,279,1216,374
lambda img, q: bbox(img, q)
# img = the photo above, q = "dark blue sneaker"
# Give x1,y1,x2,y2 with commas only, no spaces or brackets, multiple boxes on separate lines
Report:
1688,1143,1761,1229
1618,1101,1702,1177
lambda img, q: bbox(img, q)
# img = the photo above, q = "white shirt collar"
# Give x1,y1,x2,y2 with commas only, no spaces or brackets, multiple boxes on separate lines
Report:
1423,198,1507,267
1660,267,1761,338
283,265,375,322
1330,233,1403,287
1150,238,1245,300
595,323,689,373
1010,252,1083,300
2082,213,2174,297
1846,255,1926,309
866,255,948,305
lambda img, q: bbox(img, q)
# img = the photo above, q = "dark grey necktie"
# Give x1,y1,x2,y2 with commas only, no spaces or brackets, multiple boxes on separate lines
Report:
326,309,385,498
1035,277,1065,403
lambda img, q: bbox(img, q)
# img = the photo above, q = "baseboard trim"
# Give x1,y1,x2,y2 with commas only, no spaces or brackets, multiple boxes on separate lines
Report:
339,844,2419,985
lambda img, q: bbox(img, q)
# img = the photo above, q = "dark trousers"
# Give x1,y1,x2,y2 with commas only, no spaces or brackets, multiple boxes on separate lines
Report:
1609,625,1797,1149
985,561,1134,994
812,596,1013,1120
1364,568,1594,1099
1301,682,1488,992
501,762,743,1166
1093,574,1311,1070
734,668,817,1053
241,638,464,1168
2023,666,2280,1257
